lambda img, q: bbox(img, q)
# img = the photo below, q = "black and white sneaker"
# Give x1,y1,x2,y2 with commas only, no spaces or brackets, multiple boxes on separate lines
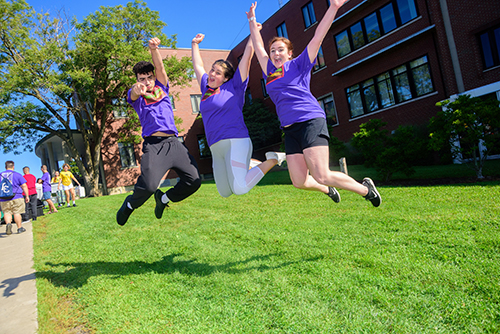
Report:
154,189,169,219
17,227,26,234
362,178,381,207
326,187,341,203
116,197,134,226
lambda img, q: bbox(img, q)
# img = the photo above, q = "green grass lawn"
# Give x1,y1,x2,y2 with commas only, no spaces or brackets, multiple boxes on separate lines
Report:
33,165,500,333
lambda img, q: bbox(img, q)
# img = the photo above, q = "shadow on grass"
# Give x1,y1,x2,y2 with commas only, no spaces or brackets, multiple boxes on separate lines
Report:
36,253,323,289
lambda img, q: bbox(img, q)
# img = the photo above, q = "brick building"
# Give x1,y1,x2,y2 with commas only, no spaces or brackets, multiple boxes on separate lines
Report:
228,0,500,142
37,0,500,195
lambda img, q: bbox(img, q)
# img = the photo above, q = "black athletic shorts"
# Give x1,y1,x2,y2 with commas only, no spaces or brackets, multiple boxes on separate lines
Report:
283,117,330,155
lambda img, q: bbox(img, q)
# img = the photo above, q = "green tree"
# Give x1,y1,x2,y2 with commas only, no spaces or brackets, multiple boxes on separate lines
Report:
0,0,192,196
430,94,500,179
352,119,430,181
242,99,282,151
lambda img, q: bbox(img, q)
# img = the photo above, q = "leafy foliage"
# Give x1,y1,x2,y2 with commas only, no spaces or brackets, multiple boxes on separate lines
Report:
429,94,500,178
0,0,191,195
352,119,432,181
242,99,282,150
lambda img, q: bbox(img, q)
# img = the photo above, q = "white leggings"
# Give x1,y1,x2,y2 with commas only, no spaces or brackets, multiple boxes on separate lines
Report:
210,138,265,197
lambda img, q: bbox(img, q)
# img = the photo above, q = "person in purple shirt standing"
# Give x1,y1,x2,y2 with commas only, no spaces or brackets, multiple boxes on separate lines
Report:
116,37,201,226
40,165,58,214
0,161,29,235
247,1,381,207
191,30,286,197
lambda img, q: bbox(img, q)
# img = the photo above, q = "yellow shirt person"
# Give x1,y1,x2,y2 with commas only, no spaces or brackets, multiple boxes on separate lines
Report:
57,163,81,207
59,171,74,186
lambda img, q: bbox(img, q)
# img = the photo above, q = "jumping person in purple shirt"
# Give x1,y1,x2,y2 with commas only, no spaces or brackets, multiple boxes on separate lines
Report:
191,30,286,197
116,37,201,226
247,1,381,206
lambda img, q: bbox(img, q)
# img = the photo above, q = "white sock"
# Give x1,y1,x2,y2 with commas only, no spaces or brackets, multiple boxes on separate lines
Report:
161,193,170,204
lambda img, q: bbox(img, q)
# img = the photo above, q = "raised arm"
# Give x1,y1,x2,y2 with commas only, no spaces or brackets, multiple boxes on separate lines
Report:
149,37,168,86
191,34,206,87
246,2,269,75
307,0,348,63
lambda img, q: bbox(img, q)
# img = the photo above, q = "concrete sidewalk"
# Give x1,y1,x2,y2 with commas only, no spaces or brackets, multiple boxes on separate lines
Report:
0,221,38,334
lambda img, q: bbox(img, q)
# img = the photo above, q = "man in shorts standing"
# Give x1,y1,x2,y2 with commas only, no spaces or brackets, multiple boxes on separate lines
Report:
0,161,30,235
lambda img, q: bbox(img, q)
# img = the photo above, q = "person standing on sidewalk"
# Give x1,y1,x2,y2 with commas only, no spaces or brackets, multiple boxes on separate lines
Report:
22,166,38,222
41,165,58,214
0,161,29,235
116,37,201,226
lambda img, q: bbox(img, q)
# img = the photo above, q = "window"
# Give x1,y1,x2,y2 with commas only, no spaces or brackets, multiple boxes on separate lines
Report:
112,98,128,118
350,22,365,50
479,26,500,69
261,79,269,98
380,3,397,34
197,135,211,158
313,46,326,71
276,22,288,38
410,56,433,96
346,84,364,118
362,78,379,112
392,65,412,103
335,0,418,59
397,0,418,25
346,55,434,118
376,73,395,108
302,2,317,28
169,95,176,110
118,143,137,168
335,30,351,58
190,94,201,113
318,94,338,126
364,12,381,42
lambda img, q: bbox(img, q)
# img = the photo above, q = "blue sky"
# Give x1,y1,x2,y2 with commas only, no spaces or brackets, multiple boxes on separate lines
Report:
1,0,289,174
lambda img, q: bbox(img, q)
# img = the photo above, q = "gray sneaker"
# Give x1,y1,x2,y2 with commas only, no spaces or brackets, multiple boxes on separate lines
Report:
362,178,381,207
326,187,341,203
17,227,26,234
6,223,12,235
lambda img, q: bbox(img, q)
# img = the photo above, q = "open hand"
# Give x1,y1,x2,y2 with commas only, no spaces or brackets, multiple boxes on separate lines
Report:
246,2,257,21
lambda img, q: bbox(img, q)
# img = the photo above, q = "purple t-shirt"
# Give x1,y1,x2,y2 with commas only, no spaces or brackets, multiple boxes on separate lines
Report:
41,172,52,193
200,68,249,147
0,170,26,202
127,80,178,138
264,50,326,127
